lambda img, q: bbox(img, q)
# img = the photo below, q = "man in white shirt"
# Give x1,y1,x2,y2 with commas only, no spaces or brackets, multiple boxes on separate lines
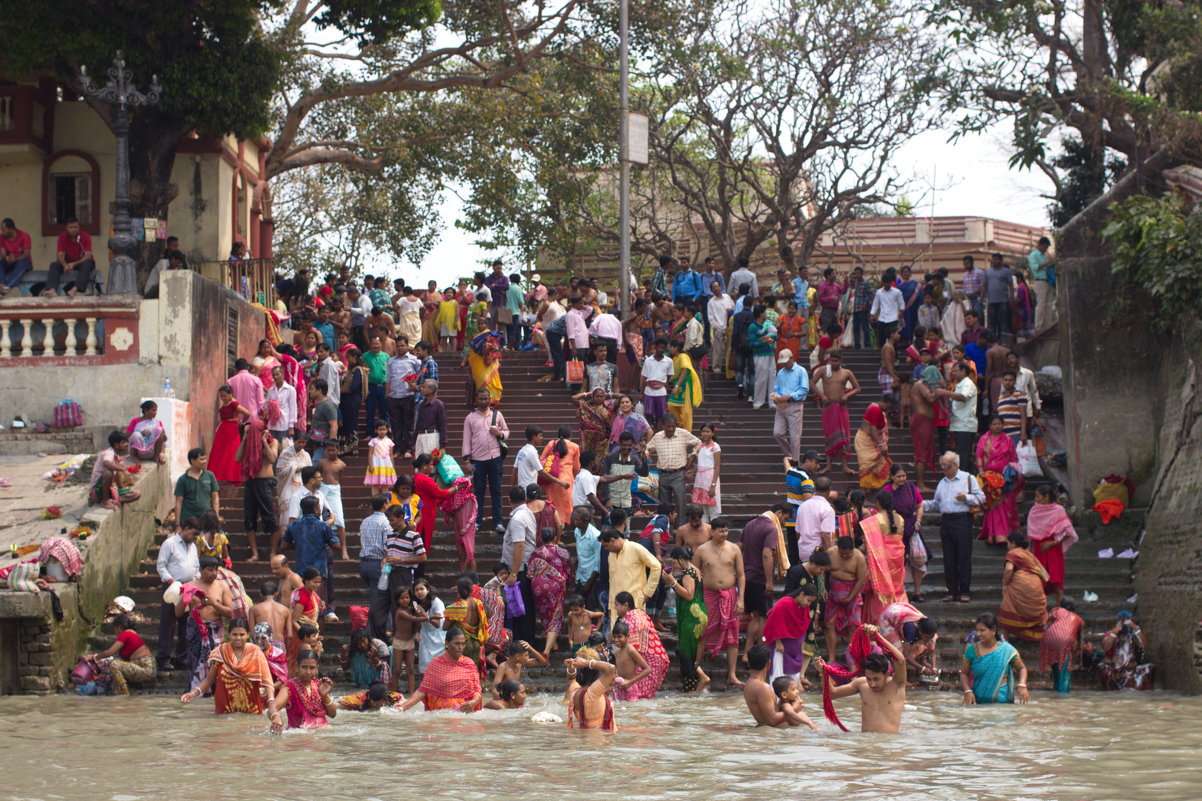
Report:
315,342,341,406
266,365,298,441
572,449,605,517
707,281,734,374
936,361,979,474
503,485,545,642
640,337,673,427
513,425,545,488
729,255,759,300
924,451,985,602
869,267,905,344
155,519,200,669
588,308,622,366
286,466,329,524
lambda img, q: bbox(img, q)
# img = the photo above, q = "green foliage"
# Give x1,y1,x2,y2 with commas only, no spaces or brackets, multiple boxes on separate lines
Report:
314,0,442,45
1102,193,1202,331
1048,136,1126,228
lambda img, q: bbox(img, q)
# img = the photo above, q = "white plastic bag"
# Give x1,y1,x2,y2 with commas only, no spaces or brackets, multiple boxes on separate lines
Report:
1017,442,1042,477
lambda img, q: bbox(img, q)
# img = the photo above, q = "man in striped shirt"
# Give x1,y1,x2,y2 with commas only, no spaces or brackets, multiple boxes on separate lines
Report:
995,371,1028,444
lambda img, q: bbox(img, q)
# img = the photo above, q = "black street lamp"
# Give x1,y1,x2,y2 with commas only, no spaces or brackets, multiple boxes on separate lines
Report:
79,51,161,295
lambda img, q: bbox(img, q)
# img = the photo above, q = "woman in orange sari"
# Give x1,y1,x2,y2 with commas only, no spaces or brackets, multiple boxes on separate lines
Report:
539,426,580,524
854,394,895,490
776,301,804,360
180,618,275,714
859,489,908,622
998,532,1049,642
399,628,483,712
976,415,1022,544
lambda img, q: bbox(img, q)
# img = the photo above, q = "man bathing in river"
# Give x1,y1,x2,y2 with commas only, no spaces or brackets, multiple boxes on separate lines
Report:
744,644,813,728
816,624,907,733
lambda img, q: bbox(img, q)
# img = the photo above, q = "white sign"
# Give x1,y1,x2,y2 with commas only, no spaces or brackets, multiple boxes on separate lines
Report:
626,112,649,164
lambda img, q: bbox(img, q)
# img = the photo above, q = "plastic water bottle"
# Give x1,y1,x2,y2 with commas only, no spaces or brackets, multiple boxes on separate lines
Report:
162,377,175,399
377,563,391,591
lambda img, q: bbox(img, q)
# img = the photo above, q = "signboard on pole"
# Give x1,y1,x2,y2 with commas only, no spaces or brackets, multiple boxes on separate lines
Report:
626,112,649,164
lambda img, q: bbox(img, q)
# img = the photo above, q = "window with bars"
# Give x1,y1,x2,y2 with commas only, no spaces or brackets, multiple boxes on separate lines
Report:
49,173,93,225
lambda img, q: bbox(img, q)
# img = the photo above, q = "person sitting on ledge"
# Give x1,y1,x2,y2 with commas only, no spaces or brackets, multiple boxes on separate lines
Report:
89,430,142,509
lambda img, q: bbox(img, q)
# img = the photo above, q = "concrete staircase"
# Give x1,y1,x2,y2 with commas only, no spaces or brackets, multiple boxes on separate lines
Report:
101,344,1135,692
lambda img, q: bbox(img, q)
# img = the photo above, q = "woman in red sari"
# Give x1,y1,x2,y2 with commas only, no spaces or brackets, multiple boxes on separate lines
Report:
209,385,250,483
998,532,1049,642
776,301,804,360
975,415,1022,544
528,528,574,658
854,395,895,490
539,427,580,525
613,591,670,699
1025,483,1078,605
572,388,617,455
180,618,275,714
858,489,908,623
399,628,483,712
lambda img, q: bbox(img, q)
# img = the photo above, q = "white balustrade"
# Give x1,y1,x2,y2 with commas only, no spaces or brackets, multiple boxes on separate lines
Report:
0,314,106,359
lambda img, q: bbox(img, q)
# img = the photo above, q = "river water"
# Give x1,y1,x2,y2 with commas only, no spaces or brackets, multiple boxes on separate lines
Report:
2,690,1196,800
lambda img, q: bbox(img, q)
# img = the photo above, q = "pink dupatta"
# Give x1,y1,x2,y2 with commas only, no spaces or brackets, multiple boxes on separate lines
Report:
1026,502,1078,553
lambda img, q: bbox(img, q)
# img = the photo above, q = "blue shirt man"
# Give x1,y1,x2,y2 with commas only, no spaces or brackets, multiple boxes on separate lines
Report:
283,498,341,577
672,265,702,305
772,358,810,402
697,258,726,300
791,275,810,311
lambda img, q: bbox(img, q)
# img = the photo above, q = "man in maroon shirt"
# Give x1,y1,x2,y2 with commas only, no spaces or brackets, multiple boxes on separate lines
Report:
0,218,31,293
43,217,96,297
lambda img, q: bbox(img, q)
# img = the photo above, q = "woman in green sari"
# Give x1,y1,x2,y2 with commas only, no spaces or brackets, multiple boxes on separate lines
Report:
960,612,1030,705
665,546,710,693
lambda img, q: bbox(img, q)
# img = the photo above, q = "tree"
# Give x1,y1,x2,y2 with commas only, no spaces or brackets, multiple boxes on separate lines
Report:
0,0,582,282
926,0,1202,230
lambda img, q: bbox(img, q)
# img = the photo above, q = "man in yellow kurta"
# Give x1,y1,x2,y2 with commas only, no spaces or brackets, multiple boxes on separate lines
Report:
601,527,661,621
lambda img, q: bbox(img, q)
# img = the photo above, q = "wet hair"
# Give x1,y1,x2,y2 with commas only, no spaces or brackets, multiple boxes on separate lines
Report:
747,643,771,671
229,617,250,634
361,682,389,708
771,676,796,697
298,624,320,640
1007,531,1029,549
710,516,729,530
614,591,635,608
112,614,131,631
498,680,523,702
670,545,693,562
611,620,630,638
567,594,586,609
301,566,323,582
862,653,890,675
876,489,897,534
455,576,474,599
260,580,279,598
809,550,832,567
199,556,221,570
574,646,603,685
539,527,557,545
296,649,320,666
836,535,854,550
918,617,938,635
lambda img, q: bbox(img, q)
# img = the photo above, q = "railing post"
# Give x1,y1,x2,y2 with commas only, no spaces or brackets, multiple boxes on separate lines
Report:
41,317,55,355
18,317,32,357
84,317,98,356
0,318,10,358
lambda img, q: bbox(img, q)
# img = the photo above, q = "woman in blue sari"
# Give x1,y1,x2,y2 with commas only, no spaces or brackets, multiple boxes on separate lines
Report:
960,612,1030,705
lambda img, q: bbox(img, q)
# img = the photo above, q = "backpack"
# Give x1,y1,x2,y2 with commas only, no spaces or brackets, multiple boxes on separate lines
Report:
53,399,84,428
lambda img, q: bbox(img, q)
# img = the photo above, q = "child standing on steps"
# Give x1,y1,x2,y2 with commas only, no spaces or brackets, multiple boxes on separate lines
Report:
317,441,351,562
392,586,423,694
365,420,397,489
197,510,231,567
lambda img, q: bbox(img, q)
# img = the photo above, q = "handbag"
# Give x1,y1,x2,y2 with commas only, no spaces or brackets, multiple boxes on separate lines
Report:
1017,442,1042,478
503,581,526,618
537,450,562,486
566,359,585,384
491,409,508,458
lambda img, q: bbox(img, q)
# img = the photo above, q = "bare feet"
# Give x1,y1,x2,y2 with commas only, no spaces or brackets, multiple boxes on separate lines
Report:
843,466,858,476
66,286,78,298
692,669,711,694
799,676,815,690
41,289,56,298
726,675,745,689
819,465,832,474
246,555,260,563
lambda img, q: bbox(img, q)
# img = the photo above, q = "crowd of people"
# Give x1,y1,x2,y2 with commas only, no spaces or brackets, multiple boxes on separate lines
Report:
71,246,1157,732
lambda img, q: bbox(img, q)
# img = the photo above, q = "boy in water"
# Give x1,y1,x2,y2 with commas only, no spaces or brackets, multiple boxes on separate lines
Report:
566,595,604,654
772,676,819,731
491,640,548,694
610,620,651,701
248,581,290,651
297,622,324,659
816,624,907,733
316,441,351,561
744,644,811,728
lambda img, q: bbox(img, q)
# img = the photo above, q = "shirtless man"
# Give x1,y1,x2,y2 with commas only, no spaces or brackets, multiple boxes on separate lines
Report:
880,328,901,401
235,421,279,562
316,441,351,561
744,644,810,728
909,365,939,491
817,625,907,733
675,504,712,553
695,518,745,687
811,351,861,475
271,554,303,601
248,580,291,650
824,536,868,661
175,556,233,690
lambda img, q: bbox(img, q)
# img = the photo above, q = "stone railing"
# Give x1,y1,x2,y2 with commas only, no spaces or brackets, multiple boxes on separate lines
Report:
0,296,140,366
199,257,275,306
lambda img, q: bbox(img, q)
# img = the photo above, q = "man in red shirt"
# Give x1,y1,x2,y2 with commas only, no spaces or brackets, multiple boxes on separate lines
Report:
0,217,31,293
43,217,96,297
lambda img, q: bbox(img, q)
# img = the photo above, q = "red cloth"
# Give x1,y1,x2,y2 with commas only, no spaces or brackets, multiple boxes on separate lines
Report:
762,596,811,644
414,472,453,552
863,403,887,429
240,413,271,481
909,411,935,468
419,654,482,710
38,536,83,577
703,587,739,659
1092,499,1125,524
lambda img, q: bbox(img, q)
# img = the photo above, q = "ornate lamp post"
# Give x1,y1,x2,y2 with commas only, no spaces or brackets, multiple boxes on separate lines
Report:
79,52,161,295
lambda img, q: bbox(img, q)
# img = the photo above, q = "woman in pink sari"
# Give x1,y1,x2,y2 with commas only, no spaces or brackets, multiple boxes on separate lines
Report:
859,489,908,623
276,343,307,429
253,339,282,390
527,528,574,658
976,415,1022,544
1026,483,1078,605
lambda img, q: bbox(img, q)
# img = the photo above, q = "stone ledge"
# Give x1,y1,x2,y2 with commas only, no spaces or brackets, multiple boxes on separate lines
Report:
0,591,53,618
